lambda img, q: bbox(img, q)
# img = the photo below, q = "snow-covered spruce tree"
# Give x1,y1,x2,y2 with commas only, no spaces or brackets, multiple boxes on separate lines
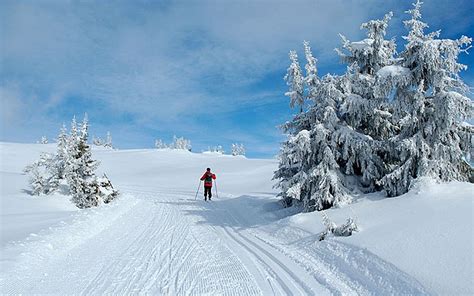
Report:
304,40,318,99
25,125,69,195
212,145,225,154
171,135,192,151
334,12,398,190
275,43,350,211
104,131,113,149
65,115,101,208
95,174,119,204
231,143,246,156
39,136,48,144
380,0,473,196
155,139,167,149
284,50,305,113
24,152,60,195
93,136,103,146
303,74,351,210
55,124,68,179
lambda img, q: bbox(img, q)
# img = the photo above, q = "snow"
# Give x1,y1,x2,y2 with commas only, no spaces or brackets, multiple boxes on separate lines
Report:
350,38,374,51
1,142,472,294
283,179,474,295
376,65,411,79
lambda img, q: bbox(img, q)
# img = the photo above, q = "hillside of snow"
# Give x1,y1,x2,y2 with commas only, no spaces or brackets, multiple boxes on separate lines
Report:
0,142,472,295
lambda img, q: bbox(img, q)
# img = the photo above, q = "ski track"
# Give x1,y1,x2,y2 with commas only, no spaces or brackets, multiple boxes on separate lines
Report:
0,187,427,295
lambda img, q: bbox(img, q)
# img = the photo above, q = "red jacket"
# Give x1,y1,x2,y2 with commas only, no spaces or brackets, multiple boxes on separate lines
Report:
200,172,216,187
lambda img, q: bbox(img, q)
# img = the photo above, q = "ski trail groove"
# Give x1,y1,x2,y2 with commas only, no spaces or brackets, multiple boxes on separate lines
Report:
205,200,331,295
1,187,427,295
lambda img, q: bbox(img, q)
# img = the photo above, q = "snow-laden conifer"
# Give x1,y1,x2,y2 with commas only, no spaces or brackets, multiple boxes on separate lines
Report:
39,136,48,144
231,143,245,156
303,40,318,98
380,1,473,195
65,115,101,208
24,153,59,195
55,124,68,179
275,1,472,211
275,44,350,211
104,131,113,149
284,50,305,112
171,135,192,151
93,136,103,146
155,139,167,149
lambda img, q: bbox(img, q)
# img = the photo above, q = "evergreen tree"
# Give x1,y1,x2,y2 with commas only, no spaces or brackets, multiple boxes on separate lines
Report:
104,131,113,149
334,12,398,190
303,41,318,99
231,143,246,156
284,50,305,112
95,174,119,204
55,124,68,179
381,0,473,196
275,1,472,211
24,153,59,195
25,116,119,207
65,115,101,208
155,139,167,149
39,136,48,144
93,136,103,146
171,135,192,151
275,43,350,211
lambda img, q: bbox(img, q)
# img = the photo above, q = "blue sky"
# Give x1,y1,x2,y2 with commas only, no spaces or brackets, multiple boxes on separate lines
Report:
1,0,473,158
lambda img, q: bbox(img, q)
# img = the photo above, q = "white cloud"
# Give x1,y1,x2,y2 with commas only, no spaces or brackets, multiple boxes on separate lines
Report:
1,0,472,153
0,1,376,121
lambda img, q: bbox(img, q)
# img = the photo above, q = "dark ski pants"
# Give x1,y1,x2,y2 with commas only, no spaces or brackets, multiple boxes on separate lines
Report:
204,186,212,200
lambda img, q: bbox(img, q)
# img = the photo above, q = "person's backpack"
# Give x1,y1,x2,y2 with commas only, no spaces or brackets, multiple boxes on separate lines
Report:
205,174,213,183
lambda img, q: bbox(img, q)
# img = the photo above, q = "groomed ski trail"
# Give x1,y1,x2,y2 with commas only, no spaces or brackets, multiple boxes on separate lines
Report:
0,187,427,295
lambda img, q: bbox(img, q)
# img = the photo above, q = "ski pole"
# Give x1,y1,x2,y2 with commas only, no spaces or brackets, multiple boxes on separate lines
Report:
214,179,219,199
194,180,202,200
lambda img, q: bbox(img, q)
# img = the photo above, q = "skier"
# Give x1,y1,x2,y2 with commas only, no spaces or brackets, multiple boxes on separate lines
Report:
200,168,216,201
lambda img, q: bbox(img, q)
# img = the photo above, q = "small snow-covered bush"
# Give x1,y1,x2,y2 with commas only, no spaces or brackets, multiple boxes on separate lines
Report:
319,212,358,241
95,174,119,204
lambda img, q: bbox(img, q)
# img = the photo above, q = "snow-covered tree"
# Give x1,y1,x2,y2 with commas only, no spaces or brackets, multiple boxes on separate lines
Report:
284,50,305,112
275,45,351,211
231,143,246,156
337,12,397,140
334,12,399,190
303,40,318,99
170,135,192,151
24,153,60,195
55,124,68,179
380,1,473,196
208,145,224,154
65,115,101,208
337,12,396,76
155,139,167,149
93,136,103,146
95,174,119,204
275,1,472,211
38,136,48,144
104,131,113,149
25,115,119,207
319,212,358,241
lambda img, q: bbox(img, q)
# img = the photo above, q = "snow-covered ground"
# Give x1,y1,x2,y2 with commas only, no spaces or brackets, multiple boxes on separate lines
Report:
0,142,472,295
